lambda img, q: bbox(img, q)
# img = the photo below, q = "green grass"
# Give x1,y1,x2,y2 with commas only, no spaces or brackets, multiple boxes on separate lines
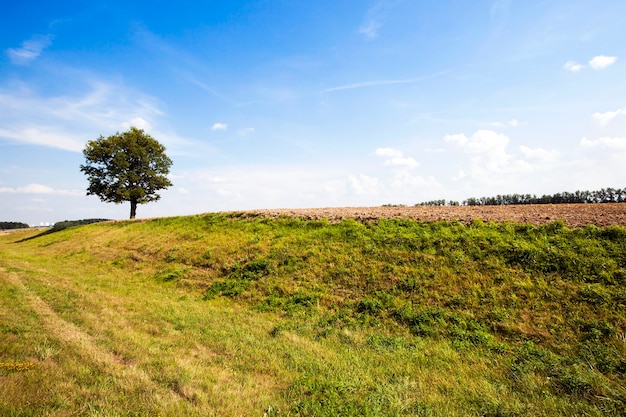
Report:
1,214,625,416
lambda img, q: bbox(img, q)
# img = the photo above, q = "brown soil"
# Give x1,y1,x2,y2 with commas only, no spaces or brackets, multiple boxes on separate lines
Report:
247,203,626,228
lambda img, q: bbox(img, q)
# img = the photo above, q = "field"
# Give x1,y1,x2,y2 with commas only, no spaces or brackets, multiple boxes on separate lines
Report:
1,204,625,416
249,203,626,227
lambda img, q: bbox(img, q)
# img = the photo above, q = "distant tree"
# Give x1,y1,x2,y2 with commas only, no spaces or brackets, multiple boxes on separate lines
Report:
80,127,173,219
0,222,29,230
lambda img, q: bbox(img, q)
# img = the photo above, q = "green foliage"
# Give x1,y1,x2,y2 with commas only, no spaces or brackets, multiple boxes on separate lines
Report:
0,222,29,230
154,266,189,282
204,279,250,299
459,187,626,205
51,219,110,232
80,127,173,218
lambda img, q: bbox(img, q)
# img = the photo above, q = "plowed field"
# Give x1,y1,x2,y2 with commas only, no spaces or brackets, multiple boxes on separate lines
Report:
249,203,626,228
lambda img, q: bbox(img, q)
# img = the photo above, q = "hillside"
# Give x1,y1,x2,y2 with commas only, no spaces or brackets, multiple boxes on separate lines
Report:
1,211,625,416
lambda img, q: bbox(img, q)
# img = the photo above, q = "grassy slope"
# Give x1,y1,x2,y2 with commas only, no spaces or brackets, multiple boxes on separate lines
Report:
1,214,625,416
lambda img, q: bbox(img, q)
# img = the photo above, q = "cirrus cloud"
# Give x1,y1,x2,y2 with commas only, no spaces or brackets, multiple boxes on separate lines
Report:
0,183,82,195
6,34,53,65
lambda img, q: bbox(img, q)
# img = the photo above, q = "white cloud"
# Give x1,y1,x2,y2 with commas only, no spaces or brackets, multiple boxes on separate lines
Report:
519,146,559,162
592,106,626,125
348,174,380,195
580,136,626,151
211,122,228,131
6,34,53,65
444,129,509,157
0,183,82,195
444,130,517,182
563,61,584,72
443,133,469,146
374,147,402,158
563,56,617,72
589,55,617,70
390,171,439,188
374,147,419,169
121,117,152,130
385,156,419,169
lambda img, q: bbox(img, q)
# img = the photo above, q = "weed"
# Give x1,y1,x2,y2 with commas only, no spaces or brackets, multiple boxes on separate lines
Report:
204,279,250,299
154,266,188,282
34,338,61,361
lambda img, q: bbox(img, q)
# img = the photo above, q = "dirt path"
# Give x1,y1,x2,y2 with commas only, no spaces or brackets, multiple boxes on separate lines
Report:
247,203,626,228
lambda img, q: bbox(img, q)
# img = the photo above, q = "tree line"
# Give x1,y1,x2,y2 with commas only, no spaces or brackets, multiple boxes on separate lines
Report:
417,187,626,207
0,222,30,230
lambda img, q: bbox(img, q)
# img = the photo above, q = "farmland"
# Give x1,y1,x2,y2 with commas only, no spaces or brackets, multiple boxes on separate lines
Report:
1,204,626,416
248,202,626,227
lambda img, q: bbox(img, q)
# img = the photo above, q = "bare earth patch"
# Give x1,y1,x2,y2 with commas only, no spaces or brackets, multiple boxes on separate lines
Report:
247,203,626,228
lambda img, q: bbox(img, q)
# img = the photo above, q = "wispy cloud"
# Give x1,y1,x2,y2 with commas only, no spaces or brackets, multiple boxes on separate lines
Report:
0,183,82,195
563,61,584,72
358,2,386,39
7,34,53,65
323,79,415,93
322,70,451,94
0,79,172,152
0,127,85,152
358,20,382,39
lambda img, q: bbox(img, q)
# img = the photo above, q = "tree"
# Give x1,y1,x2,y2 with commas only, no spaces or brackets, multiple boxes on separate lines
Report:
80,127,173,219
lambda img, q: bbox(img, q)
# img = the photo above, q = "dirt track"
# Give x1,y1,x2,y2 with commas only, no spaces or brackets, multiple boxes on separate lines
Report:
248,203,626,228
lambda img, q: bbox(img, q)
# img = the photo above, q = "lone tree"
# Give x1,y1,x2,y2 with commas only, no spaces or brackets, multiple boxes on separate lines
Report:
80,127,173,219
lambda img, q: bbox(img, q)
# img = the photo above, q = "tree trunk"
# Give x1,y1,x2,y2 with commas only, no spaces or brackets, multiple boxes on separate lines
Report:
130,199,137,219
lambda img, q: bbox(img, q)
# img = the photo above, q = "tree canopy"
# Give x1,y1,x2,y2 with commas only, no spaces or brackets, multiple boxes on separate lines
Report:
80,127,173,219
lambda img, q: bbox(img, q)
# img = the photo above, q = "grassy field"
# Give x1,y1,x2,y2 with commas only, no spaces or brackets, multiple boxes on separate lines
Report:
1,214,625,416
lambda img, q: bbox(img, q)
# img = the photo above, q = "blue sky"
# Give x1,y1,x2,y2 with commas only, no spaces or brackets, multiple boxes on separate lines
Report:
1,1,625,225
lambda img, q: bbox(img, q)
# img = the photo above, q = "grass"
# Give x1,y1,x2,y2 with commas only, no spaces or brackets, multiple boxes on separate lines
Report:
1,214,625,416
